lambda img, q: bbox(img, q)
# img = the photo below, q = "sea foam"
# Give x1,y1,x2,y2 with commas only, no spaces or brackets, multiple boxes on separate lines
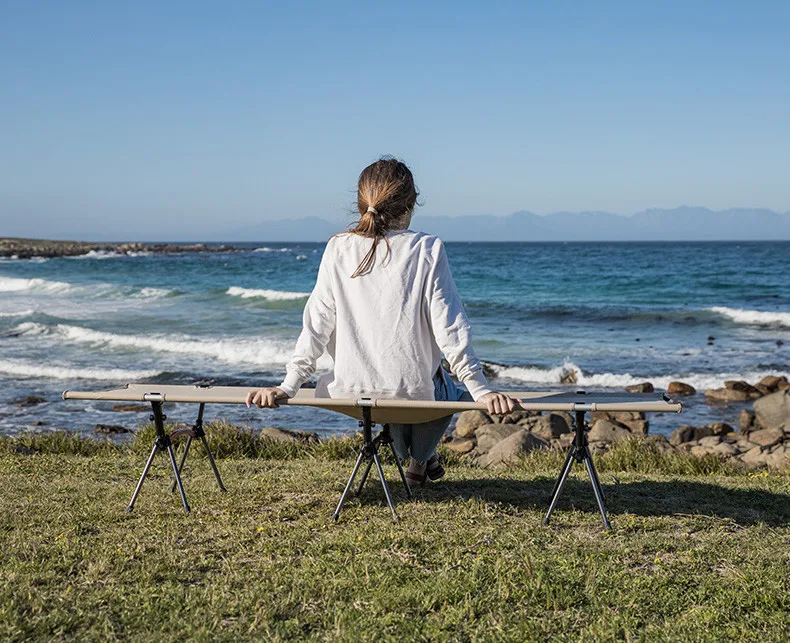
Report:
226,286,309,301
0,358,160,380
0,277,74,293
490,361,789,391
708,306,790,328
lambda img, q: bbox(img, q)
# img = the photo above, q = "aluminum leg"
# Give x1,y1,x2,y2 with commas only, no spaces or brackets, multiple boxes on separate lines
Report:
171,436,193,493
333,451,366,521
166,442,190,514
201,435,227,492
372,452,398,521
584,454,611,530
390,442,413,499
127,443,159,513
354,459,374,497
542,450,575,526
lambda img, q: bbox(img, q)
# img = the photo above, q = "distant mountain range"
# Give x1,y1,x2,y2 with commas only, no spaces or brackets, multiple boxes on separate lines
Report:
233,207,790,242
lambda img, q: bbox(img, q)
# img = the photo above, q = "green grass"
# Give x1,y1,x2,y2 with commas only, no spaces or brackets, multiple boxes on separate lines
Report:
1,433,789,641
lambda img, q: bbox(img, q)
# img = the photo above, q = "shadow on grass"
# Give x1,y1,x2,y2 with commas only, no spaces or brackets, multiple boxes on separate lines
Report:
355,475,790,527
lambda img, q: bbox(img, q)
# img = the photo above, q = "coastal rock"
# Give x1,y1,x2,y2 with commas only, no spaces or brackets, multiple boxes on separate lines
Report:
623,420,649,435
741,446,769,467
697,436,723,448
705,388,751,404
504,409,540,425
478,430,549,468
713,442,740,456
669,425,713,445
690,445,715,458
765,445,790,469
14,396,46,407
94,424,131,434
758,375,788,393
588,419,632,442
260,427,319,444
112,404,150,412
531,413,572,440
668,381,696,396
475,423,522,453
625,382,654,393
724,380,762,399
445,438,475,454
709,422,735,436
453,410,491,438
747,427,784,448
753,390,790,432
739,409,756,431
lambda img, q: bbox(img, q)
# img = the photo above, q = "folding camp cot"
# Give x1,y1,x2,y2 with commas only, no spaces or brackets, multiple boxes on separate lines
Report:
62,384,681,528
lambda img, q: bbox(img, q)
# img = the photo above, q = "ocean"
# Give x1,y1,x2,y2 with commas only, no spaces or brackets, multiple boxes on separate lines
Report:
1,240,788,438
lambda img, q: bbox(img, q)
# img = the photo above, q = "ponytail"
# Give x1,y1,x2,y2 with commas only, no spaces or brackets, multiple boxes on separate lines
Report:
345,157,419,278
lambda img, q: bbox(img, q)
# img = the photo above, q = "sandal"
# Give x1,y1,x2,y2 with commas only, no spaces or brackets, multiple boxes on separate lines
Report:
426,453,445,481
405,459,427,485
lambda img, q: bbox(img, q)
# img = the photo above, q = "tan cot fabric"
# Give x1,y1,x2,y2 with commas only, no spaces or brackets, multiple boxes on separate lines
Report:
63,384,682,424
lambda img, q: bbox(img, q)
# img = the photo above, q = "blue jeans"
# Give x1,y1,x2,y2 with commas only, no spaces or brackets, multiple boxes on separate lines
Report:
389,370,474,463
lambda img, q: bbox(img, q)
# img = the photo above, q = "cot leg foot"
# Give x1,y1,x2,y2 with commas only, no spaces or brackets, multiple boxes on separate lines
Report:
542,410,612,530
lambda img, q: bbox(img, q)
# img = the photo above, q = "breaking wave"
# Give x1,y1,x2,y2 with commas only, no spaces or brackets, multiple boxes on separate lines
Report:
0,358,160,380
489,361,789,391
11,322,301,367
226,286,309,301
708,307,790,328
0,277,74,293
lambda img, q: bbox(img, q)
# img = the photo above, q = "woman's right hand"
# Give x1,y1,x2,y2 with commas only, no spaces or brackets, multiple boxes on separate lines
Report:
245,387,289,409
478,392,521,415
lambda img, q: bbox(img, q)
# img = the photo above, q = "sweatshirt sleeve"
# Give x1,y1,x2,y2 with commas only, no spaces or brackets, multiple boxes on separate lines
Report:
425,239,492,401
277,242,336,397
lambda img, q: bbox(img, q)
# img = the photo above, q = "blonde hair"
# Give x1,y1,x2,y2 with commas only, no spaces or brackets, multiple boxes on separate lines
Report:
347,157,419,278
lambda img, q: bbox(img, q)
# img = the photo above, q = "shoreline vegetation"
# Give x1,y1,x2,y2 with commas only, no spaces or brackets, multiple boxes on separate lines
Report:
0,237,242,259
2,429,789,640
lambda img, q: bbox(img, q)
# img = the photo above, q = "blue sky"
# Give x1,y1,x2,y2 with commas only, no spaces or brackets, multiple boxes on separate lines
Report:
1,1,788,239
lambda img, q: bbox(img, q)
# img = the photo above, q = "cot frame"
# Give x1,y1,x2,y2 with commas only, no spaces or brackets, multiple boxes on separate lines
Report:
63,384,681,526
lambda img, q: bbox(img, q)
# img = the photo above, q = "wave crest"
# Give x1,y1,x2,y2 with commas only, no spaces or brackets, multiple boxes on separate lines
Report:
708,306,790,328
226,286,309,301
0,358,160,380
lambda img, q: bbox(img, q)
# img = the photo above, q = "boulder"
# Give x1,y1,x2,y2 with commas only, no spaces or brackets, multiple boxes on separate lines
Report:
14,396,46,407
668,381,696,396
112,404,149,412
503,409,540,425
705,388,751,404
753,389,790,432
588,419,632,443
478,430,549,468
724,380,762,399
712,442,740,456
697,436,722,448
475,423,522,453
670,424,713,445
625,382,654,393
739,409,756,431
747,427,784,448
757,375,788,393
591,411,645,423
445,438,475,454
260,427,319,444
453,410,491,438
94,424,132,434
741,446,769,467
690,445,715,458
765,445,790,469
622,420,649,435
709,422,735,436
531,413,572,440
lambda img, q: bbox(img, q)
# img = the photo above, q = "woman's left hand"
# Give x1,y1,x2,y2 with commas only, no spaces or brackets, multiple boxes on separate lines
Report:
246,387,289,409
478,391,521,415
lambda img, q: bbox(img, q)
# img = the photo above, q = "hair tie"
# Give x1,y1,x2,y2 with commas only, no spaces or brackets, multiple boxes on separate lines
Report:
366,206,378,215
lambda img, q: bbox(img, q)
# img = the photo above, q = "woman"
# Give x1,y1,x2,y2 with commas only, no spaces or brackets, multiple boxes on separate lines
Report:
247,157,517,483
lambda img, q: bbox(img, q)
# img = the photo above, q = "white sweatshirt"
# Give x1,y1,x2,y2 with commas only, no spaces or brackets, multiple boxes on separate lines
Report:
278,230,492,402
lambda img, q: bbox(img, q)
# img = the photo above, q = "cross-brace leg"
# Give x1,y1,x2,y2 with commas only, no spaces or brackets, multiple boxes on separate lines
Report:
170,402,226,493
543,410,611,529
333,410,412,522
127,401,190,514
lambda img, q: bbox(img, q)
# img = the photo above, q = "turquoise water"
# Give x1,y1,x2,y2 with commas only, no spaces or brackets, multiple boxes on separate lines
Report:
1,241,788,437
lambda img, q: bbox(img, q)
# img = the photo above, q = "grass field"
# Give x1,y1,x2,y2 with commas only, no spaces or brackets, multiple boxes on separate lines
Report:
1,428,789,641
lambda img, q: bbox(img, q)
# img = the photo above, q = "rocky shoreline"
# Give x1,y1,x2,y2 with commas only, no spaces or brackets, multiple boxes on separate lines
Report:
441,375,790,470
0,237,240,259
